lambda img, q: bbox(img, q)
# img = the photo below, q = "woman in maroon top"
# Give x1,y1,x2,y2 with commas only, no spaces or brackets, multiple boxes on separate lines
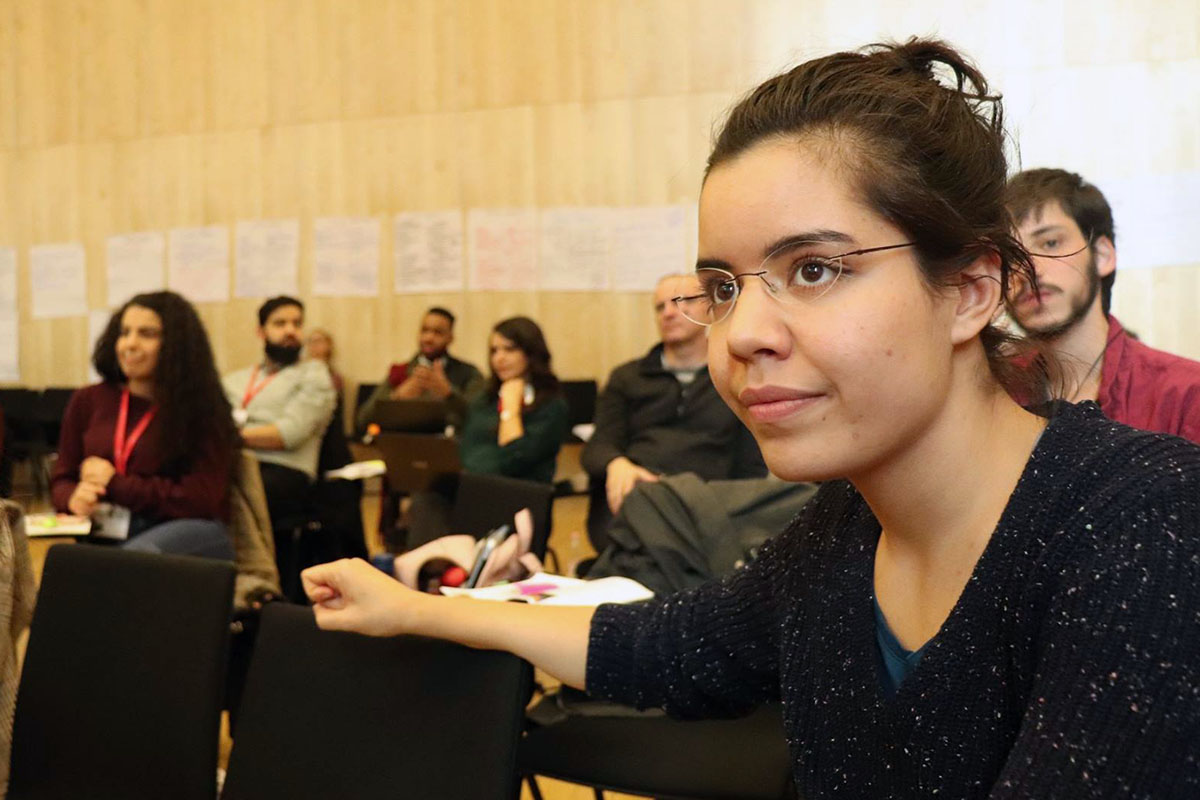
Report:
51,291,238,558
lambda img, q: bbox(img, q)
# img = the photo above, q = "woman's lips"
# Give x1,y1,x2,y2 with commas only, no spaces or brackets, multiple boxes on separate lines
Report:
739,386,824,423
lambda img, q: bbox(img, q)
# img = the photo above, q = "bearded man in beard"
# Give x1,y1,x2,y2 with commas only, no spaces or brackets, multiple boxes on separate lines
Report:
223,295,337,528
1006,169,1200,443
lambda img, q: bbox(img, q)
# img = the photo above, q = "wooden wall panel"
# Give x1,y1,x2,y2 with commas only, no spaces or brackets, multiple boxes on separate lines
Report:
3,0,1199,393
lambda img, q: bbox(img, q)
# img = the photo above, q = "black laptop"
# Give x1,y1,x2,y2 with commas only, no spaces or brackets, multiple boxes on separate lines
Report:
373,432,462,492
369,399,448,434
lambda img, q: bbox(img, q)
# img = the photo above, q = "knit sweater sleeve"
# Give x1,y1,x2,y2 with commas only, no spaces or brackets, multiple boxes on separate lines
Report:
585,526,789,719
990,471,1200,797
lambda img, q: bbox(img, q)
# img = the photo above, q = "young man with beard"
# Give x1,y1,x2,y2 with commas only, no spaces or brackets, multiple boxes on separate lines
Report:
1007,168,1200,443
354,307,483,434
223,296,337,527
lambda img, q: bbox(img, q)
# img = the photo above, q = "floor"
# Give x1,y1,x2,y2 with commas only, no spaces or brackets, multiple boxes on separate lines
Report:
13,444,644,799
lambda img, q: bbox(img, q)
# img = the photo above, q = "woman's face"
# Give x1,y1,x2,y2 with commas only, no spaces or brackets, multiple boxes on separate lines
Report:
307,331,333,362
116,305,164,384
700,138,959,483
490,333,530,382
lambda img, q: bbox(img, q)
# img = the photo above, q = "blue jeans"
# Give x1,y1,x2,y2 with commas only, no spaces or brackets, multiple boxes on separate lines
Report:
121,518,235,561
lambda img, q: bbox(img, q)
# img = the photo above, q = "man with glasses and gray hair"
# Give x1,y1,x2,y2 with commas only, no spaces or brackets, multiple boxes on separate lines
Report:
581,273,766,548
1005,168,1200,442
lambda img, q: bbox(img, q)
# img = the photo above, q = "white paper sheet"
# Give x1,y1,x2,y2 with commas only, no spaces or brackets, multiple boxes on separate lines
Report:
1102,171,1200,271
0,247,16,381
30,243,88,319
538,207,611,291
168,226,230,303
609,206,689,292
467,209,539,291
312,217,380,297
393,211,465,293
106,231,166,308
0,312,18,382
87,308,112,383
0,247,16,316
235,219,300,298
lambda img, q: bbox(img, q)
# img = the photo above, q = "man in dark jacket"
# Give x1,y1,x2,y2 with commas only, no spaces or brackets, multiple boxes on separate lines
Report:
355,307,484,433
582,274,766,547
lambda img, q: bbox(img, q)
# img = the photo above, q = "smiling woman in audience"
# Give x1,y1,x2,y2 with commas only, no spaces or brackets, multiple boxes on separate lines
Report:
301,39,1200,797
51,290,238,559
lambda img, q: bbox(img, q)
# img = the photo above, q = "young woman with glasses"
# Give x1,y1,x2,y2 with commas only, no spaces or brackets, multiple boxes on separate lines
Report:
301,39,1200,797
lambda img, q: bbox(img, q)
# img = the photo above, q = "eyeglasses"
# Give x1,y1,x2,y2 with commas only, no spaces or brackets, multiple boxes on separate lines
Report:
672,241,916,326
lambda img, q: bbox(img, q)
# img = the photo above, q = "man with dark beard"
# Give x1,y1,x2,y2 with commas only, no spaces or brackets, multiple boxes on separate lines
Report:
223,296,336,526
1007,169,1200,442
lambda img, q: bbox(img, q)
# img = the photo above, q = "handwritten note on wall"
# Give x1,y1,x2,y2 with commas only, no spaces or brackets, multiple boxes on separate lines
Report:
394,211,464,293
538,207,612,291
169,226,230,303
467,209,539,291
312,217,381,297
107,232,166,308
609,206,689,292
0,247,17,381
31,243,88,319
235,219,300,298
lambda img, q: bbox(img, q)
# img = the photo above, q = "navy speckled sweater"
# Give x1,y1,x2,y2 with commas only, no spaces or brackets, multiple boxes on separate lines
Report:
587,402,1200,798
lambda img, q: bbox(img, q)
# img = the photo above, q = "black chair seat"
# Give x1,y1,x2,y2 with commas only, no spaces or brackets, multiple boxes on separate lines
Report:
519,703,793,800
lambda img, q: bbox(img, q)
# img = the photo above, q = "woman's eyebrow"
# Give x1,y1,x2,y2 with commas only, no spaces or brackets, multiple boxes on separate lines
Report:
695,229,856,273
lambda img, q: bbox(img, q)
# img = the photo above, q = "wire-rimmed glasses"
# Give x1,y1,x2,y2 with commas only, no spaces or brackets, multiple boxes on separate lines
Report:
672,241,916,326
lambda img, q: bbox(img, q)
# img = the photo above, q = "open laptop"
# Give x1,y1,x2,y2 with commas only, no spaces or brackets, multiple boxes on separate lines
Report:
373,432,462,493
369,399,448,434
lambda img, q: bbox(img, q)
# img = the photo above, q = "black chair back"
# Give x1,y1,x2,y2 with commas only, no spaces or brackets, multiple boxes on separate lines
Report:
222,603,531,800
559,380,597,443
9,544,235,800
449,472,556,559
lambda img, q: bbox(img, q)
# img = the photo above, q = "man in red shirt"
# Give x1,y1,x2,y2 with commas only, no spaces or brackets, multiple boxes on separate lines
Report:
1006,168,1200,443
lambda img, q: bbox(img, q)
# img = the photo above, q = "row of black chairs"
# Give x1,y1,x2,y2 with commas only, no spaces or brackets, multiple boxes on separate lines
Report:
13,543,792,800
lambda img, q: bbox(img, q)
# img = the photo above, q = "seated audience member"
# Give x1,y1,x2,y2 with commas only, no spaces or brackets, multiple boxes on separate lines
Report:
403,317,569,549
305,327,344,395
50,291,236,558
582,273,766,545
459,316,569,484
355,307,483,432
1006,168,1200,442
222,296,336,529
303,39,1200,797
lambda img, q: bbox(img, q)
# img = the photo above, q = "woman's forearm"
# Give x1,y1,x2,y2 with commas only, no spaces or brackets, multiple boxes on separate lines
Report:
410,594,594,688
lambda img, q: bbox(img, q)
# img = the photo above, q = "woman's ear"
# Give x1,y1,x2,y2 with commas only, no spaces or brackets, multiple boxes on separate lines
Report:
950,250,1003,346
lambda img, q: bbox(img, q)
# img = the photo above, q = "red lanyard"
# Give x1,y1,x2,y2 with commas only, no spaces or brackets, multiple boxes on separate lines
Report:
241,365,277,409
114,389,157,477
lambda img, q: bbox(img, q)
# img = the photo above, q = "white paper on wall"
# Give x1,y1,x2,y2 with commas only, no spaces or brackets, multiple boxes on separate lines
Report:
30,243,88,320
0,247,16,316
0,312,17,382
394,211,464,293
168,226,230,303
235,219,300,298
312,217,380,297
87,308,112,383
538,207,612,291
106,231,166,308
609,206,689,292
467,209,539,291
1102,171,1200,271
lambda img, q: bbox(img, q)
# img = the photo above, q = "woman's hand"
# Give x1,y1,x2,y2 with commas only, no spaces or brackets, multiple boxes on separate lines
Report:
80,456,116,487
498,378,526,410
302,558,428,638
68,480,106,517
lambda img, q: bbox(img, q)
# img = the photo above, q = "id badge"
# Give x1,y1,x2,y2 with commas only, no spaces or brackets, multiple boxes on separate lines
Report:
232,408,249,427
91,503,132,541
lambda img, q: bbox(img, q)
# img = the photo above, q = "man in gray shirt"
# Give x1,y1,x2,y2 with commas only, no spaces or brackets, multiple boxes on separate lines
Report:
223,296,336,528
